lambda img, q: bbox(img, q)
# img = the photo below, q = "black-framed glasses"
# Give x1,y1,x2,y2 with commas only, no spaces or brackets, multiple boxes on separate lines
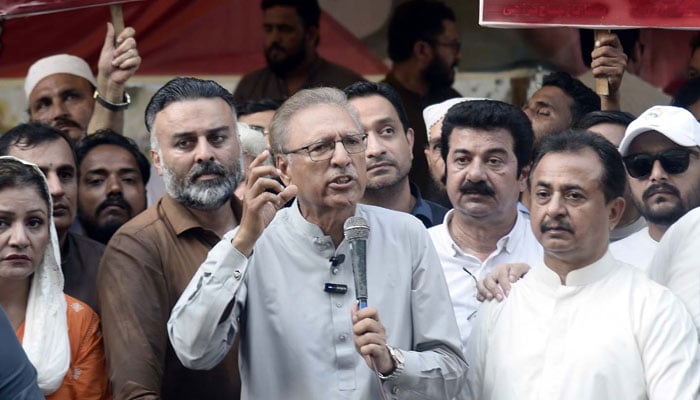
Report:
623,148,698,179
282,133,367,161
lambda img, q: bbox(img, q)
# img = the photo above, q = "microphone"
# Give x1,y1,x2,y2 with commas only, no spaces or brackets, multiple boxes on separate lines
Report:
343,216,370,310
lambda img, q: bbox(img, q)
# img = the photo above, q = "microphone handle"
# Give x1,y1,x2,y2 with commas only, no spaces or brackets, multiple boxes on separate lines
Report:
351,239,368,310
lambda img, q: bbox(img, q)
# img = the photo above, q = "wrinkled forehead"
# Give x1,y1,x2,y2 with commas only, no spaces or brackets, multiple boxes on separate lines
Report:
286,103,361,145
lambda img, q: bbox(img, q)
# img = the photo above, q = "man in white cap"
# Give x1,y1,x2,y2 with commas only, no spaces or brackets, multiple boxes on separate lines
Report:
25,23,140,141
610,105,700,274
428,99,542,354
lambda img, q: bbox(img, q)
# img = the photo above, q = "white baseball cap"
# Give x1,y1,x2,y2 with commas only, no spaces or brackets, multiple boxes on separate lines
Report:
422,97,484,140
24,54,97,99
619,105,700,156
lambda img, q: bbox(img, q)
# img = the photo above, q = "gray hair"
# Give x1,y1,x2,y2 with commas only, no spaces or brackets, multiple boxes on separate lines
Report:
145,77,237,151
268,87,362,155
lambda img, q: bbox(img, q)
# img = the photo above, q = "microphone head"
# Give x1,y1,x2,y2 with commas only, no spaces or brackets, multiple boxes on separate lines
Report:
343,216,369,241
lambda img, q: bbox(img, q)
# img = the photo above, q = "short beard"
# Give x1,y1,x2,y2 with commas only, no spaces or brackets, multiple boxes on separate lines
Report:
80,219,122,244
422,56,454,89
161,156,243,211
265,41,307,76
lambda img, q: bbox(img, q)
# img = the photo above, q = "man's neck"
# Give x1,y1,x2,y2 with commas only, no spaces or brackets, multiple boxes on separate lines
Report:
298,202,355,247
283,53,318,95
648,223,668,242
544,247,607,285
362,179,414,213
189,202,237,238
448,209,518,262
390,62,428,97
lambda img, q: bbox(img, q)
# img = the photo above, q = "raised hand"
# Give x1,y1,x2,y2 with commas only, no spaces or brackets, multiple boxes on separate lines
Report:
232,151,297,256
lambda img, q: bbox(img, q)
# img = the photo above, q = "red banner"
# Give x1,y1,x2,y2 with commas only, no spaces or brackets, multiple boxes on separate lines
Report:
0,0,141,18
480,0,700,28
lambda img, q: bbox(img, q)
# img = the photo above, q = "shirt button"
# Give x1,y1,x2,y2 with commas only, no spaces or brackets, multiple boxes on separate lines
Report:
331,268,339,275
391,386,400,394
233,270,242,280
336,302,342,308
339,334,347,341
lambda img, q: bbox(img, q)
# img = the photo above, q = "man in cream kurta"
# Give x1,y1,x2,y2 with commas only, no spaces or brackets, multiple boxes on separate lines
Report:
466,130,700,400
168,87,467,399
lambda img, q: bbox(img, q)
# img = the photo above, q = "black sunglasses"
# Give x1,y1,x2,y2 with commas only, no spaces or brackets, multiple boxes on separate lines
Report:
623,148,698,179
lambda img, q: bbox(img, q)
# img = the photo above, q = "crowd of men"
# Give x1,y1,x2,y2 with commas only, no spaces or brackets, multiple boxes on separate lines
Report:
2,0,700,399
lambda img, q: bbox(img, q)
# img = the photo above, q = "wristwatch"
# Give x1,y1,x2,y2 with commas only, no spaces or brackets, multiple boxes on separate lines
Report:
378,344,405,380
93,89,131,111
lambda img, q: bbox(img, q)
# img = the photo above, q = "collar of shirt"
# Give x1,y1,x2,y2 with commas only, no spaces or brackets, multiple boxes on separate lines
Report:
532,251,616,288
160,194,243,237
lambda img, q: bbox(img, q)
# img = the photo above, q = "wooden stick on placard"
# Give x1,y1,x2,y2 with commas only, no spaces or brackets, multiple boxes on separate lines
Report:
110,4,124,37
594,29,610,96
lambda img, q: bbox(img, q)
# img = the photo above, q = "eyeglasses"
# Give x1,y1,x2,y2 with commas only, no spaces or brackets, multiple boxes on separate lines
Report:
283,133,367,161
623,148,698,179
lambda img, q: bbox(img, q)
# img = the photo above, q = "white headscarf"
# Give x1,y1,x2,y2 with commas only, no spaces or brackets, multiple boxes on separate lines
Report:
0,156,70,394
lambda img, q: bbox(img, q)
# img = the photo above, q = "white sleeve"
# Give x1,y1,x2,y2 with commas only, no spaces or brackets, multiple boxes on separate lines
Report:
463,299,492,400
641,288,700,400
167,229,250,370
649,209,700,337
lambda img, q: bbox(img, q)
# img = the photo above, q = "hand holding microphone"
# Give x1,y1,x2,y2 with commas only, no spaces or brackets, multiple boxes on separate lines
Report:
346,217,396,389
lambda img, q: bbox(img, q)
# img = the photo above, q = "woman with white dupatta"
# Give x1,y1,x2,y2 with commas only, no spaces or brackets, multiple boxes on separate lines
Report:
0,156,110,399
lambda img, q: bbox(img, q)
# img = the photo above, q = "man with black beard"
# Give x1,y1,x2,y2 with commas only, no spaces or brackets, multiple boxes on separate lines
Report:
382,0,462,204
233,0,364,103
427,100,542,354
75,130,150,244
97,77,244,399
609,105,700,275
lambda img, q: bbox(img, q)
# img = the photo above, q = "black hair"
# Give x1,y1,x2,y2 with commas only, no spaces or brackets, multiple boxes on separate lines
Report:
261,0,321,28
343,81,410,132
0,157,51,211
236,98,284,117
574,110,636,130
145,77,237,133
0,122,76,166
441,99,534,175
529,129,626,202
672,77,700,111
387,0,456,63
542,71,601,127
75,129,151,185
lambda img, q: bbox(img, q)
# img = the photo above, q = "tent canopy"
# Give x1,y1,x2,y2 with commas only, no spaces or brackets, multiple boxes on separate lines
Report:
0,0,388,78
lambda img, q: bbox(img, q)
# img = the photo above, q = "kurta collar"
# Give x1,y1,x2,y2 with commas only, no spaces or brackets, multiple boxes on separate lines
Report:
533,251,616,287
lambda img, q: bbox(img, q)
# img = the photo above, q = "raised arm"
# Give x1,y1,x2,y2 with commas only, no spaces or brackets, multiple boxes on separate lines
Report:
168,151,296,368
88,22,141,134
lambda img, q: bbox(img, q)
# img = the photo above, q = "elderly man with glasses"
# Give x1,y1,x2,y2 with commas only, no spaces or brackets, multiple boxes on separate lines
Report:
610,105,700,275
167,87,467,399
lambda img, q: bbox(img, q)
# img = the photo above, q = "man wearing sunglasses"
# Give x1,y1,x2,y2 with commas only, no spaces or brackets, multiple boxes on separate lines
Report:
610,105,700,275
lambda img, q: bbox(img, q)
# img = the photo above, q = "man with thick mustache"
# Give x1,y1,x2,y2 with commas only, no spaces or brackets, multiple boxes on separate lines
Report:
168,87,467,398
233,0,364,102
75,129,150,244
0,122,105,311
466,130,700,400
97,77,244,399
427,100,542,354
610,105,700,274
344,81,448,228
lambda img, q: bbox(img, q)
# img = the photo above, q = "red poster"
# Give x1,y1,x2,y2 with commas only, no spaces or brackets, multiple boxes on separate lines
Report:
0,0,141,18
480,0,700,28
